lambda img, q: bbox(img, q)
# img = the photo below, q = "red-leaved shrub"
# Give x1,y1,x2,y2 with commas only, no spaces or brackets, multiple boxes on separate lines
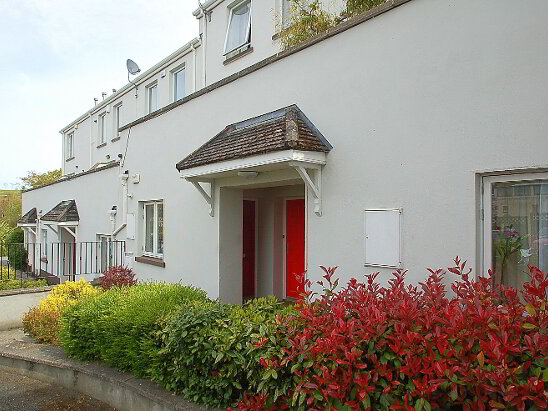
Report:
99,266,137,290
237,259,547,410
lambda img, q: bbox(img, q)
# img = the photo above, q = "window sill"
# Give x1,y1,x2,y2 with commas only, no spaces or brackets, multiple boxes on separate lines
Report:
272,25,292,41
223,46,253,66
111,136,121,142
135,255,165,268
96,143,107,149
65,157,75,162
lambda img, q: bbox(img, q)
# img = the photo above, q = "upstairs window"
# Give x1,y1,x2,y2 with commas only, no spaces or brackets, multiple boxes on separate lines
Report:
224,0,252,54
143,201,164,258
113,103,122,138
98,113,107,145
147,83,158,114
173,67,186,102
65,132,74,160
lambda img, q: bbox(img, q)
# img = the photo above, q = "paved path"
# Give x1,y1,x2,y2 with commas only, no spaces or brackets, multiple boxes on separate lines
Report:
0,368,116,411
0,329,213,411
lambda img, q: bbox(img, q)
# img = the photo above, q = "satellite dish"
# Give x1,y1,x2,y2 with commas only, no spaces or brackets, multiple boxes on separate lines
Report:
126,59,141,76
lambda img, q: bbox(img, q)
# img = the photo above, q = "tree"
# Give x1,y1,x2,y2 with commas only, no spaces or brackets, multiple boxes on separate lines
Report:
0,190,21,229
20,169,62,190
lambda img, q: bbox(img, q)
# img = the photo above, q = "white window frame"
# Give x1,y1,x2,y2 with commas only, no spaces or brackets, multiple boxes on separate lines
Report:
98,112,107,145
41,229,47,257
223,0,252,55
113,103,122,139
481,171,548,277
66,132,74,160
172,66,186,103
281,0,291,29
146,82,158,114
98,234,113,272
142,201,164,258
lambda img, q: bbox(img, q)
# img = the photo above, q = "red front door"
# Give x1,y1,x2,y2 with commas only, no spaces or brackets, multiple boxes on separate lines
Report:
286,199,305,299
242,200,256,299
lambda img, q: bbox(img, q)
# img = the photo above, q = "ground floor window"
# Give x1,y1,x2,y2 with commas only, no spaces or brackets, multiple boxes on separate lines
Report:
483,173,548,289
143,201,164,258
98,235,113,272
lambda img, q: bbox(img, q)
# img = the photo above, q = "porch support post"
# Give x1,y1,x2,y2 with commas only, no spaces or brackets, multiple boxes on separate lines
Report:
189,179,215,217
291,163,323,217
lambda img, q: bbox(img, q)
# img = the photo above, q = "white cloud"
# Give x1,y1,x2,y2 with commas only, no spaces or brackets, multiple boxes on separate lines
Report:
0,0,199,186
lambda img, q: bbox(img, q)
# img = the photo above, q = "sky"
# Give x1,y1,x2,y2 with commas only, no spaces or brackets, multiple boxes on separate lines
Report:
0,0,199,189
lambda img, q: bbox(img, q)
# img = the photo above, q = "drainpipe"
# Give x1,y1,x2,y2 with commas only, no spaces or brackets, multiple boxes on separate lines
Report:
191,43,197,92
112,173,129,237
199,3,209,88
89,111,93,169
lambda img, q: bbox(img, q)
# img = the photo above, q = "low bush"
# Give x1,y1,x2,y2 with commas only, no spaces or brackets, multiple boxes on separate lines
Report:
237,260,548,410
98,265,137,290
60,283,207,377
0,279,47,291
23,279,100,344
149,297,296,408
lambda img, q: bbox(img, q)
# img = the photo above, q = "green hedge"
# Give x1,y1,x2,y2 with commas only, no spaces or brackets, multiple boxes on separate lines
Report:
149,297,296,408
60,283,207,376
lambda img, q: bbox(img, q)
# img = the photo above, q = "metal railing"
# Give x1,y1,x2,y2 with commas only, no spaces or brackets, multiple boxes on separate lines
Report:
0,241,126,284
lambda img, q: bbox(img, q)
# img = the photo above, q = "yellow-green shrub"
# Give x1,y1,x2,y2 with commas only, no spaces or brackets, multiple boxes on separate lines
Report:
23,279,100,344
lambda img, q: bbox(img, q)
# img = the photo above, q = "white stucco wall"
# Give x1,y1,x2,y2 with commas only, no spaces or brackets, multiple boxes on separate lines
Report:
23,0,548,300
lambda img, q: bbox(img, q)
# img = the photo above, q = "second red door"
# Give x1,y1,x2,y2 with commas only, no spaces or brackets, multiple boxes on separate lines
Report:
286,199,305,299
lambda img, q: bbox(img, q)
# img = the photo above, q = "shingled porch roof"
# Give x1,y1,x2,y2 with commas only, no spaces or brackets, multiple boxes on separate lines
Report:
176,105,332,172
41,200,79,223
17,208,37,225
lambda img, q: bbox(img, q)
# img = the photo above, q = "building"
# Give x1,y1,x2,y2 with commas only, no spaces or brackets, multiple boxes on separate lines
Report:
19,0,548,302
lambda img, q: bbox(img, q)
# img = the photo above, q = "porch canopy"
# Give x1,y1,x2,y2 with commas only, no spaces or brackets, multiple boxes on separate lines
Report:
17,207,37,228
40,200,80,241
176,105,332,216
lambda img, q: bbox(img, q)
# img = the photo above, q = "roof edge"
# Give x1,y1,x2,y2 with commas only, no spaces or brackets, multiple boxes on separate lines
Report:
122,0,414,133
60,37,201,134
22,162,120,194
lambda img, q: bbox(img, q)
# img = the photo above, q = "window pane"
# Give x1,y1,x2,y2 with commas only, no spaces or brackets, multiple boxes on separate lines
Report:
100,237,108,271
491,180,548,289
282,0,291,28
174,70,185,101
99,115,107,144
148,86,157,113
145,204,154,253
115,105,121,131
157,203,164,255
226,1,250,52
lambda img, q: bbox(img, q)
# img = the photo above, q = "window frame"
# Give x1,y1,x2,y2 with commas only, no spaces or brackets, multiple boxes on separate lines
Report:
146,82,158,114
481,172,548,277
223,0,252,55
41,229,48,257
172,65,186,102
281,0,291,29
142,200,164,259
65,132,74,160
113,103,122,139
98,112,107,145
